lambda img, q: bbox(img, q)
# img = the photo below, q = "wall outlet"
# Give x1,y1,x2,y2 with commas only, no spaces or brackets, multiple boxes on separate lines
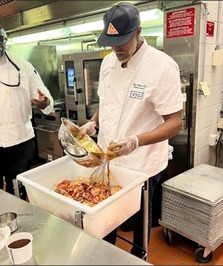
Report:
209,133,219,146
212,50,223,66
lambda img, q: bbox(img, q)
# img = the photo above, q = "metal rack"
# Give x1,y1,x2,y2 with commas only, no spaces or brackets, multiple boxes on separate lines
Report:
159,164,223,263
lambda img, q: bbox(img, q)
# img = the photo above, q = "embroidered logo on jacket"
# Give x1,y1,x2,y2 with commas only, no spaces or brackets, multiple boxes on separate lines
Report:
130,91,144,100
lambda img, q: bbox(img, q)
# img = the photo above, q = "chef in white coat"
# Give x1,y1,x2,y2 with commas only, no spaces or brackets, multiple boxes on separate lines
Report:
80,2,183,259
0,27,54,199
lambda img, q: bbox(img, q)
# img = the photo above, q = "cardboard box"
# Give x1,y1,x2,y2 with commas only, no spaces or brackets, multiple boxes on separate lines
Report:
17,156,148,238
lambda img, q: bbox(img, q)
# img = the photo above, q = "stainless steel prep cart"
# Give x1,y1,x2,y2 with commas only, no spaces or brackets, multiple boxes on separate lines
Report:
0,189,152,265
159,164,223,263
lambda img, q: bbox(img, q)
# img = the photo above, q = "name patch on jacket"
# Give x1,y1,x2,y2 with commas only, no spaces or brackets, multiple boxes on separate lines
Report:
130,83,147,100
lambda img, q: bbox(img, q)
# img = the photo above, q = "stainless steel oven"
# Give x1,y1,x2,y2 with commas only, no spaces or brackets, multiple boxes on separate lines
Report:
33,99,66,161
62,50,111,126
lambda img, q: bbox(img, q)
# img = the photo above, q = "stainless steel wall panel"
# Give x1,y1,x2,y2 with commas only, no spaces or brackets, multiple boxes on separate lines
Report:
163,4,201,177
7,44,63,100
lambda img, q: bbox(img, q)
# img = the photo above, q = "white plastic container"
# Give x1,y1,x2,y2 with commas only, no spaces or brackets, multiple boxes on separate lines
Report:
17,155,148,238
6,232,33,265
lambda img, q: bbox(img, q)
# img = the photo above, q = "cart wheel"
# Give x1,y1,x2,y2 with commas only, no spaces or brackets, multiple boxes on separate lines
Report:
163,228,172,245
195,246,213,263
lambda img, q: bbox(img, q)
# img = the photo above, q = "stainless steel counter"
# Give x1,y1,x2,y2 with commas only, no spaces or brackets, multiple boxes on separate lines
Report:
0,190,151,265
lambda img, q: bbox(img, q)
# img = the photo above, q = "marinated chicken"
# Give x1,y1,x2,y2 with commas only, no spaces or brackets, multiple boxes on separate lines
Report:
54,178,121,207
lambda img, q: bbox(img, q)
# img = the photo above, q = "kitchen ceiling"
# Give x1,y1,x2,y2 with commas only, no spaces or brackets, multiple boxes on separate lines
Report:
0,0,56,18
0,0,154,33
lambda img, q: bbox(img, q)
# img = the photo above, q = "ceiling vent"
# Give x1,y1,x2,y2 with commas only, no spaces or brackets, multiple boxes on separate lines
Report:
0,0,16,18
0,0,14,6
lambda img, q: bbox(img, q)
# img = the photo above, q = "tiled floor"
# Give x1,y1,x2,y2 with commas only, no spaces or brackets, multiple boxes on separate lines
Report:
115,226,223,265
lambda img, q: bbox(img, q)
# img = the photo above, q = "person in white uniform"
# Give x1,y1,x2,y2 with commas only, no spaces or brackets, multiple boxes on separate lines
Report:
81,2,183,259
0,27,54,200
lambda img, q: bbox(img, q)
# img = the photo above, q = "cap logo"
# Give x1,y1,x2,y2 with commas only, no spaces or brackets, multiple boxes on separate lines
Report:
107,22,119,35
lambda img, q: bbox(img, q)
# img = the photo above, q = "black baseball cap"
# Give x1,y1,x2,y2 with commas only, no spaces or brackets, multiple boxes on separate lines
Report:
97,3,141,47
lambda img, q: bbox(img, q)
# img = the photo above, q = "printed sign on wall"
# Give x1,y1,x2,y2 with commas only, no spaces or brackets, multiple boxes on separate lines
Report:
166,7,195,38
206,21,214,37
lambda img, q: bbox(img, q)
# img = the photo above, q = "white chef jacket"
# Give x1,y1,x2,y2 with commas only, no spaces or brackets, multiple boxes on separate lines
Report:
0,52,54,148
97,40,183,177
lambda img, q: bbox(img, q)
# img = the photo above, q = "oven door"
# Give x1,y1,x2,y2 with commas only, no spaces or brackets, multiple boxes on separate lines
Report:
34,124,64,161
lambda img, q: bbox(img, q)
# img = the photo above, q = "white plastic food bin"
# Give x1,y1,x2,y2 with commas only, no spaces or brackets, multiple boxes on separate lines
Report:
17,155,148,238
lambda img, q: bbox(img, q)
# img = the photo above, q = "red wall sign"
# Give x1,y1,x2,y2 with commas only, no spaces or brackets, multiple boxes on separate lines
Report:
206,21,214,37
166,7,195,38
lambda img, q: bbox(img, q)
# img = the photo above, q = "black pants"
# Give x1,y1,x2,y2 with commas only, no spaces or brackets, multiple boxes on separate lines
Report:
103,167,168,249
0,138,35,200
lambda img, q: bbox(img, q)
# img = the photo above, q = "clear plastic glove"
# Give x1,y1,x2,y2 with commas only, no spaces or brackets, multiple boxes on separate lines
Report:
168,145,174,160
79,120,96,136
105,135,139,160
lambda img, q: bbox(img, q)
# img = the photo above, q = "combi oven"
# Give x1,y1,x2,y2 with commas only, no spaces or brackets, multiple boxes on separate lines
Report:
62,50,111,126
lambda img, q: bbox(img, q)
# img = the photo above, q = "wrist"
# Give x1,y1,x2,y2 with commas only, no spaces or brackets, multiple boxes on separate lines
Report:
90,118,97,127
132,135,139,148
46,97,50,107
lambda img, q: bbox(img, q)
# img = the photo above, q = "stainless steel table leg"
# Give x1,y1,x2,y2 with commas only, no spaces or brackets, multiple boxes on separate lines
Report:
74,210,84,229
12,179,21,198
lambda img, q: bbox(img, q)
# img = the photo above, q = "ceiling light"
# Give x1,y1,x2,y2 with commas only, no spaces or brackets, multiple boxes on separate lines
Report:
70,20,104,34
140,9,163,22
9,28,65,44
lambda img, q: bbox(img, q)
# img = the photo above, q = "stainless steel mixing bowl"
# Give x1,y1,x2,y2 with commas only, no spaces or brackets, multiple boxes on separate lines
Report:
0,212,18,233
58,117,105,167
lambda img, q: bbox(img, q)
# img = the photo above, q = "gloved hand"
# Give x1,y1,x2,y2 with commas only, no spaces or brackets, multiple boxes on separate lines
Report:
168,145,174,160
105,135,139,160
79,120,97,136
